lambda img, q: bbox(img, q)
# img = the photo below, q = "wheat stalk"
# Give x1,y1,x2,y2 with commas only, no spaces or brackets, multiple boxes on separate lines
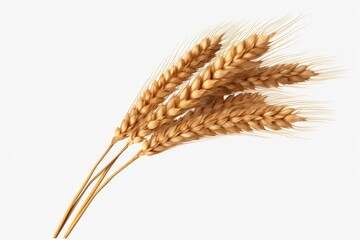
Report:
52,143,129,238
55,19,326,238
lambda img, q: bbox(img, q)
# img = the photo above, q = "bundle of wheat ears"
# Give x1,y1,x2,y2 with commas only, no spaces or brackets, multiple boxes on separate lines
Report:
54,19,327,237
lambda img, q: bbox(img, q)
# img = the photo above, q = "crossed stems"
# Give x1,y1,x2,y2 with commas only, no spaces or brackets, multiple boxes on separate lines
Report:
53,140,141,238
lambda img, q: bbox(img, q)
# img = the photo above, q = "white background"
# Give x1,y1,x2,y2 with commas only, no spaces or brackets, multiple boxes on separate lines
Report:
1,0,359,239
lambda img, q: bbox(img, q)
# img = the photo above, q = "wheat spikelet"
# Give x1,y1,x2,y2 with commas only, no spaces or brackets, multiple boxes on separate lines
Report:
113,34,224,143
130,33,276,143
214,64,318,95
141,100,304,155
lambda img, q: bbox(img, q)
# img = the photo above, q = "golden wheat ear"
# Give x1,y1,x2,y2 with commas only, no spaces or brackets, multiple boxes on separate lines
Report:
213,63,318,95
141,98,305,156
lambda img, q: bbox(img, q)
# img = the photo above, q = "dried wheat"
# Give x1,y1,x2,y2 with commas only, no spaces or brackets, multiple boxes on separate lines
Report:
55,20,327,238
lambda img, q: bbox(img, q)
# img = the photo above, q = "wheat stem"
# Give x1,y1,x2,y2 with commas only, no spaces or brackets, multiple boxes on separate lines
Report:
63,152,141,238
53,143,114,238
63,151,123,238
71,143,130,210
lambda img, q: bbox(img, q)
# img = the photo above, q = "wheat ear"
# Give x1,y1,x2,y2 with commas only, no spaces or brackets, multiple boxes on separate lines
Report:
142,101,304,155
214,63,318,95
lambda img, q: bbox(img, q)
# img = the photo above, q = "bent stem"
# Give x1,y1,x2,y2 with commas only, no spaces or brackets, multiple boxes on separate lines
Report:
63,152,142,238
53,143,114,238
